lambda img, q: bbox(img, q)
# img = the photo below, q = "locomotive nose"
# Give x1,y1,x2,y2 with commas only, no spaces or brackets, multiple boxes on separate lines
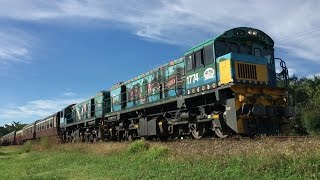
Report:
242,103,295,117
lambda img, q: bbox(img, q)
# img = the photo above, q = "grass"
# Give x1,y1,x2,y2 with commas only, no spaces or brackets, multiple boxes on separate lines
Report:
1,138,320,179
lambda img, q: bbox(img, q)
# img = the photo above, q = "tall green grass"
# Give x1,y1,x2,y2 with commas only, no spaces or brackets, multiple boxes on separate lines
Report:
1,139,320,179
21,141,32,153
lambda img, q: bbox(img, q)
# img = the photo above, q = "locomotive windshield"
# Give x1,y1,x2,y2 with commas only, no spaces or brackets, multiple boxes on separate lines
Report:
215,40,274,64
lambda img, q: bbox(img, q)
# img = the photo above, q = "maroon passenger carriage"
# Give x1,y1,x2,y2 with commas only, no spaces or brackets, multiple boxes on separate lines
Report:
15,130,24,144
0,131,16,145
17,112,61,143
35,113,60,140
22,122,36,142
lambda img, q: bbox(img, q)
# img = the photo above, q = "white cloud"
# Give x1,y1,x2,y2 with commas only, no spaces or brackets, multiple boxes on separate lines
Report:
0,97,83,126
307,73,320,79
0,0,319,74
287,68,297,77
0,29,34,66
62,89,77,97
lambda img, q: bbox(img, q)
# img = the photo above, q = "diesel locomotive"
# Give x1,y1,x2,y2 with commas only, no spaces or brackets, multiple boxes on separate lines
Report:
1,27,294,145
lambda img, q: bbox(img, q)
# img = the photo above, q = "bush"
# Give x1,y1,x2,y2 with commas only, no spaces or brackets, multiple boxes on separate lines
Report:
127,140,149,154
40,137,51,150
22,141,32,153
145,145,168,160
302,108,320,134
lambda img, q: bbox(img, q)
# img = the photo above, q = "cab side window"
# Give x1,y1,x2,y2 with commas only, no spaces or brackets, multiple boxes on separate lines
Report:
204,45,213,65
186,55,193,72
194,50,204,68
187,45,214,70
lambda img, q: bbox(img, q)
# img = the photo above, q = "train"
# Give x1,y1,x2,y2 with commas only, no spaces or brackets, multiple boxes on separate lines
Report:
0,113,60,145
1,27,295,145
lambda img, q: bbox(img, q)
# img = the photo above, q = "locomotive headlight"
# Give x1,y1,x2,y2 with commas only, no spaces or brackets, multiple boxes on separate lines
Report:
248,30,253,35
238,94,245,102
252,31,257,36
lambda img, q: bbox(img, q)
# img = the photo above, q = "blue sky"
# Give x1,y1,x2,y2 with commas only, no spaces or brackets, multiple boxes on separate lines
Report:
0,0,320,126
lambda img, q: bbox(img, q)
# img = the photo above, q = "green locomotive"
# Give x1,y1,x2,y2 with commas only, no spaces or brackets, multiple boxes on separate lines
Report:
56,27,294,141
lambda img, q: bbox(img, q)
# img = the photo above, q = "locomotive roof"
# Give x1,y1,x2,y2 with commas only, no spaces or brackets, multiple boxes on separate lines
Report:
72,91,109,108
111,57,184,90
184,27,274,56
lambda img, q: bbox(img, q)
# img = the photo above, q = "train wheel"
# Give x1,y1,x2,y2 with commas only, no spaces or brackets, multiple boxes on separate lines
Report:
214,127,231,138
189,123,204,139
128,134,133,142
128,130,138,142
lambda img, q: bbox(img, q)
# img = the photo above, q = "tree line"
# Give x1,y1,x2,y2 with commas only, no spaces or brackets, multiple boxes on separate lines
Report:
288,75,320,134
0,121,27,137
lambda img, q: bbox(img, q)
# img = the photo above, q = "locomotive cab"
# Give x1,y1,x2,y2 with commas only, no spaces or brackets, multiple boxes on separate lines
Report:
215,27,276,86
214,28,294,135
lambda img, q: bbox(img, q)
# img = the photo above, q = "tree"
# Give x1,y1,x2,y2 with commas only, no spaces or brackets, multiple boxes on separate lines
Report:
0,121,27,138
288,75,320,134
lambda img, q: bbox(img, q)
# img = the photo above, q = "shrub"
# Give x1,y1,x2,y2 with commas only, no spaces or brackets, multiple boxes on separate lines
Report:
22,141,32,153
302,108,320,134
127,140,149,154
145,145,168,160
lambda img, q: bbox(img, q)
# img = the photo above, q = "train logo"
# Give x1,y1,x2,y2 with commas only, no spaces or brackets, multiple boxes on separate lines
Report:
204,68,215,80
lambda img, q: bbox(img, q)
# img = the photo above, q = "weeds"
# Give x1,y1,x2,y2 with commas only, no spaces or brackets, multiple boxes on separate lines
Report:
127,140,150,154
21,141,32,153
40,137,51,150
145,145,168,160
2,138,320,179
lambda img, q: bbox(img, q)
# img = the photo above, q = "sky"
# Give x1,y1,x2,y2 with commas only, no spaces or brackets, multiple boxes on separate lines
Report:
0,0,320,126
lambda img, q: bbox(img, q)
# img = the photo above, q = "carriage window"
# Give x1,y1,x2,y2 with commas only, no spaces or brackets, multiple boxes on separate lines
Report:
254,48,262,57
195,50,203,68
204,45,213,65
186,55,193,71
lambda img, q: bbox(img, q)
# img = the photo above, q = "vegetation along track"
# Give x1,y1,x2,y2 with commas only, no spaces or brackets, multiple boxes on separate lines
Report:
155,135,320,159
135,133,315,145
